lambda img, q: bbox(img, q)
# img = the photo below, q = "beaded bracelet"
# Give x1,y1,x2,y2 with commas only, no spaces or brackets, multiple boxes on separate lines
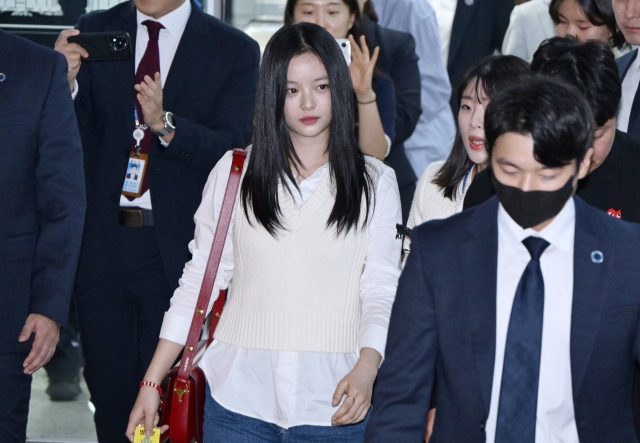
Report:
140,380,163,397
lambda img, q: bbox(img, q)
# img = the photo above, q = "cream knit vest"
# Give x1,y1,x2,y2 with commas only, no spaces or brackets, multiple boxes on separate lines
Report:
214,161,379,353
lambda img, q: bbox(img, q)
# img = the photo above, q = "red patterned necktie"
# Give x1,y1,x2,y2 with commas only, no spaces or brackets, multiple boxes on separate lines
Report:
129,19,164,197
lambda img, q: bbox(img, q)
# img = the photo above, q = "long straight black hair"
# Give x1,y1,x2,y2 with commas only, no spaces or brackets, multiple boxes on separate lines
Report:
433,55,531,200
241,23,373,236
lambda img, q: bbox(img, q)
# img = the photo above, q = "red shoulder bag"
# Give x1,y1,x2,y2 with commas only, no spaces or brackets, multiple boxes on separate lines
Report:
159,149,246,443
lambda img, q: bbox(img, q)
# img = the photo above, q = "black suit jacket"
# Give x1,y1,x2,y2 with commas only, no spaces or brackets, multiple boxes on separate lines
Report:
0,30,86,353
364,17,422,188
73,2,259,289
463,130,640,225
366,195,640,442
447,0,513,111
617,49,640,137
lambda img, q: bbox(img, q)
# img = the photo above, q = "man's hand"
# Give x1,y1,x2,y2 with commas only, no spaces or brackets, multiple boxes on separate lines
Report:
135,73,175,143
18,314,60,375
54,29,88,93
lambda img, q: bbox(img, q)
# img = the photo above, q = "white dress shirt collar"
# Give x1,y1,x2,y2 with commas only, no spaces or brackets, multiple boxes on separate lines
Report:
136,0,191,37
498,196,576,254
617,51,640,132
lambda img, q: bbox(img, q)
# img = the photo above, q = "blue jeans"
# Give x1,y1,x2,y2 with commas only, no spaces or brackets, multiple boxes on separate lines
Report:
204,385,370,443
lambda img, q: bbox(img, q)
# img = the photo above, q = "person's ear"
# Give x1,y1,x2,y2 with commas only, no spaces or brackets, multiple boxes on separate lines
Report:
577,148,594,180
349,12,356,29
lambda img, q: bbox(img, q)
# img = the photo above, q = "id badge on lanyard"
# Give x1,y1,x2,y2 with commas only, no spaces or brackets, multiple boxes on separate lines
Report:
122,105,149,198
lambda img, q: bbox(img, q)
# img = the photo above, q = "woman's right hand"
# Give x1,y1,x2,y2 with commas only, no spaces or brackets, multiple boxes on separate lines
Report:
348,34,380,103
125,385,168,442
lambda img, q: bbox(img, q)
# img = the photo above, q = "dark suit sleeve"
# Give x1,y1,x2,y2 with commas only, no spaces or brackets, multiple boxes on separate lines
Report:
462,167,495,211
365,227,437,442
163,38,260,173
30,52,86,327
387,33,422,145
373,75,397,144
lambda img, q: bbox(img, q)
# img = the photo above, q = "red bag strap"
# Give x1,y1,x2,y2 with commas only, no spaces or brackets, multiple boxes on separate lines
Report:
176,149,246,384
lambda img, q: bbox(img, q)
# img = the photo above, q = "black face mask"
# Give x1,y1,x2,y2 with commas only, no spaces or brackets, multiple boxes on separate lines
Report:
492,172,575,229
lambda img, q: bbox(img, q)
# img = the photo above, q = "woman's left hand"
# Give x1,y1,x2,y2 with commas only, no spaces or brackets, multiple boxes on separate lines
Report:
348,35,380,103
331,347,382,426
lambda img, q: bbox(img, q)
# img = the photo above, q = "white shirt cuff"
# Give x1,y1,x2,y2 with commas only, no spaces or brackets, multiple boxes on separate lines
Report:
358,324,389,363
384,134,392,158
159,311,192,346
71,80,79,100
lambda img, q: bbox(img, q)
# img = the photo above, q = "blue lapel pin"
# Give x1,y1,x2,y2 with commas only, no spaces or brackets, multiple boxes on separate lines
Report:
591,251,603,263
0,73,6,82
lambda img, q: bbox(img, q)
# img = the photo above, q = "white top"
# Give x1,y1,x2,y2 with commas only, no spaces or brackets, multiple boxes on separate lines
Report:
426,0,458,63
618,52,640,133
372,0,456,177
407,161,471,229
119,0,191,210
160,151,403,428
485,199,579,443
501,0,555,61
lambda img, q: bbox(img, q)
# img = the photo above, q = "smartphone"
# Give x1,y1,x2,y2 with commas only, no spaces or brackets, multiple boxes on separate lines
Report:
133,425,160,443
336,38,351,66
68,32,132,62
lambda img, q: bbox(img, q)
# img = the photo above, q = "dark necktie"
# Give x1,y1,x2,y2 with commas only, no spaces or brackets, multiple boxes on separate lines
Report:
628,78,640,137
129,19,164,197
494,236,550,443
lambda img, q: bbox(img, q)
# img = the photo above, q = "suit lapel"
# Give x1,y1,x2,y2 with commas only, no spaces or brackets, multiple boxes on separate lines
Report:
447,0,476,67
0,31,18,112
115,3,138,129
570,197,612,398
163,5,210,109
617,48,637,82
459,196,499,414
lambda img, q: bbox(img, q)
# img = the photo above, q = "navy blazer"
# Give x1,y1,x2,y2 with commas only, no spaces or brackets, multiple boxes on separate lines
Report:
0,30,86,353
364,17,421,189
618,49,640,137
447,0,513,111
73,2,260,288
366,196,640,442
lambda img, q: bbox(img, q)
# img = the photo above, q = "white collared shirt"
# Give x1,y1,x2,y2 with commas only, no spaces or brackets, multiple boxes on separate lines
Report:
119,0,191,210
485,199,580,443
159,151,403,428
618,52,640,133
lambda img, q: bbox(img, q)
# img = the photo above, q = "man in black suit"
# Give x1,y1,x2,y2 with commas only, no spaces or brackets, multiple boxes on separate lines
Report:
430,0,513,112
613,0,640,138
0,29,85,442
366,75,640,443
55,1,259,440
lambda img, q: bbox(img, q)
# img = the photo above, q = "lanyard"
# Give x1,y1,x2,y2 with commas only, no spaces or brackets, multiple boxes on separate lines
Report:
134,105,147,130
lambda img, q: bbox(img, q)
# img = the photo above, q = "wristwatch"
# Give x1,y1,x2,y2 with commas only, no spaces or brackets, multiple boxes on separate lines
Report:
150,111,176,137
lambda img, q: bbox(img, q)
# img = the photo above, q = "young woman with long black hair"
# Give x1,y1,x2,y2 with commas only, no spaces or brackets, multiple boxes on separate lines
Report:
126,22,402,443
407,55,530,230
285,0,397,161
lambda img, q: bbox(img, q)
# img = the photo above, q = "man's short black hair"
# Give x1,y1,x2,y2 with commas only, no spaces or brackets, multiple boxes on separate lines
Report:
485,76,594,168
131,164,138,170
531,36,621,128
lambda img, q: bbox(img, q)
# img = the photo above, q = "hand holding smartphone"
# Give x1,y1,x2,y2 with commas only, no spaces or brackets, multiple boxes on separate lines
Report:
67,32,132,62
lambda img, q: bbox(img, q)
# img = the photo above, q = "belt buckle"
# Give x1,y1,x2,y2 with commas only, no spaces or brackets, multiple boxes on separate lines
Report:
129,209,144,228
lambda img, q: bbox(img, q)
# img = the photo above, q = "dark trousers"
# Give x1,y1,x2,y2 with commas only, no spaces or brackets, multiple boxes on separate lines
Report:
0,352,32,443
75,226,173,443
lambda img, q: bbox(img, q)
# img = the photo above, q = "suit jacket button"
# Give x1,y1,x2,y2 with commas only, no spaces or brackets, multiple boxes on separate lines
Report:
480,423,485,430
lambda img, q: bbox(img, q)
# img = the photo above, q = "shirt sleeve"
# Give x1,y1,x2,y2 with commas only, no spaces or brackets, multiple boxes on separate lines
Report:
159,150,237,345
357,164,403,360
